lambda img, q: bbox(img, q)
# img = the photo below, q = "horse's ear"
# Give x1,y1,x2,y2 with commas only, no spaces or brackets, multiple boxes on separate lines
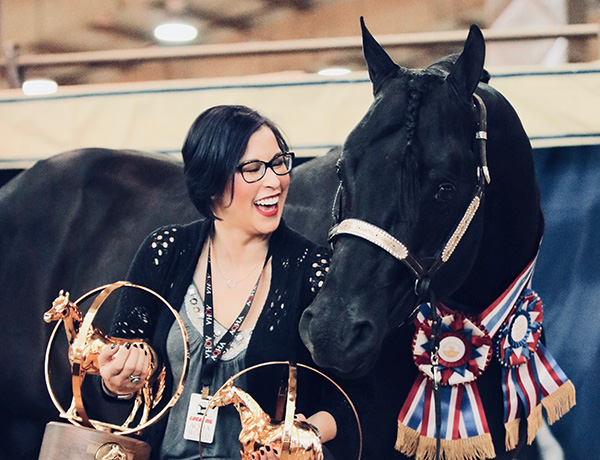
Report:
361,17,400,93
447,24,486,103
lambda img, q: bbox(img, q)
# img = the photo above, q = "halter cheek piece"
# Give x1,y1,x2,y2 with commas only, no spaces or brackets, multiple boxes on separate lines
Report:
329,93,489,298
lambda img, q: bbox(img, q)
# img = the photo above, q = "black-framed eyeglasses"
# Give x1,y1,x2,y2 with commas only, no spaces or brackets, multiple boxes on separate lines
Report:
236,152,295,183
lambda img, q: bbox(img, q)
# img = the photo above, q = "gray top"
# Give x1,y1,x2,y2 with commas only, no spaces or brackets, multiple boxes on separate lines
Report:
160,283,253,460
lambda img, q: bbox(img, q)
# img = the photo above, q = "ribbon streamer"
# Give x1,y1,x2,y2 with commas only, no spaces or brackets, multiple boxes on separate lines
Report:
497,291,575,449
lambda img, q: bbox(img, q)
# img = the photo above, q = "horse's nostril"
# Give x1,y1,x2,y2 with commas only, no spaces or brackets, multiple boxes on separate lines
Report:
300,308,313,325
299,309,316,349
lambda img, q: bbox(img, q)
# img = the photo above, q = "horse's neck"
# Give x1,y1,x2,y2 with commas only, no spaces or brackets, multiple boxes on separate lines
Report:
63,307,83,345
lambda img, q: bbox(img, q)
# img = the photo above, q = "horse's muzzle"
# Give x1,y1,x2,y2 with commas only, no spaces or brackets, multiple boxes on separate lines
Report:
299,303,379,376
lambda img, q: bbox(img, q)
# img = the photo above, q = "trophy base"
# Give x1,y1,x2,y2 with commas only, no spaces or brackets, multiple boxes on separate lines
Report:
38,422,151,460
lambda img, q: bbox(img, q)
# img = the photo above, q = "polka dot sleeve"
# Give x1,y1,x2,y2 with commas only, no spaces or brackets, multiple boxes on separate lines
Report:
110,225,183,339
307,248,330,296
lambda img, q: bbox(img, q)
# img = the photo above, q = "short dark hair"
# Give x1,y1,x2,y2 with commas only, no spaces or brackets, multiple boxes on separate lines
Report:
181,105,289,219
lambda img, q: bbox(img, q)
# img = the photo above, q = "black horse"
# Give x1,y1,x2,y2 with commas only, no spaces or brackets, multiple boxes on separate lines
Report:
0,149,199,459
298,20,572,460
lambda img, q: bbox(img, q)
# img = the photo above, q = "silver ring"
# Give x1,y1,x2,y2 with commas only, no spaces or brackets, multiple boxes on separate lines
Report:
129,375,141,384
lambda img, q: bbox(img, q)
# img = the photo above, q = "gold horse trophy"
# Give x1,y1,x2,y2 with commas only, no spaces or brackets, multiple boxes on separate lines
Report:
40,281,189,460
202,362,363,460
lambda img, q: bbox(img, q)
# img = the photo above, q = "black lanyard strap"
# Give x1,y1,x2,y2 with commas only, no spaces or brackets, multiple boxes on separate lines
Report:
201,244,265,391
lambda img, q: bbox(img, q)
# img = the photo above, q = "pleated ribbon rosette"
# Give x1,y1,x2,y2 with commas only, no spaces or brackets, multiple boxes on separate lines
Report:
395,258,576,460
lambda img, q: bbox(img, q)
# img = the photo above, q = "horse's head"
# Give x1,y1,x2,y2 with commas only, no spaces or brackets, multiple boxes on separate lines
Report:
211,380,261,416
299,20,541,376
211,380,237,407
44,290,81,323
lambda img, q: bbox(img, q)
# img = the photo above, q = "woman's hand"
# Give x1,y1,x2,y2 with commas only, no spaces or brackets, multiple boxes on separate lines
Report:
305,411,336,443
251,443,280,460
98,342,150,396
249,410,336,459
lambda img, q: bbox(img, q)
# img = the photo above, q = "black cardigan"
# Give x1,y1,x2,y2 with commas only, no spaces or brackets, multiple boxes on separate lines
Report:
109,219,360,459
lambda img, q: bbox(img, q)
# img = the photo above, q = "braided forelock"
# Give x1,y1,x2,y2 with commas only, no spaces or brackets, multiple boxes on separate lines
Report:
398,71,440,226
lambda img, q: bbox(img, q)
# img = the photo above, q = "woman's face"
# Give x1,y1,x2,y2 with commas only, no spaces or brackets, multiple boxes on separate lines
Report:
213,125,290,238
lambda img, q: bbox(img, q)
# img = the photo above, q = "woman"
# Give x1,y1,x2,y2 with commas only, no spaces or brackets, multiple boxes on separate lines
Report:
97,105,353,459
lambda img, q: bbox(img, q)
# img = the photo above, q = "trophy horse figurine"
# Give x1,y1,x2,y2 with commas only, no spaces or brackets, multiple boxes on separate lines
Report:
40,281,189,460
204,362,362,460
210,379,323,460
43,289,166,429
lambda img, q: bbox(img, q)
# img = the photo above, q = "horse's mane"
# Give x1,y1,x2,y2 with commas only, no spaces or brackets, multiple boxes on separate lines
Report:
426,54,491,83
426,54,459,77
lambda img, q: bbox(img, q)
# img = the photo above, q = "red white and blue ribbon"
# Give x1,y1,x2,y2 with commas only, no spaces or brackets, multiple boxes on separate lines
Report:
495,289,575,449
395,258,576,460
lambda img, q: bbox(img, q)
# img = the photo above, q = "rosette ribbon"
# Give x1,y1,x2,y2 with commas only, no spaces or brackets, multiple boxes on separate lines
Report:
495,290,575,449
396,258,575,460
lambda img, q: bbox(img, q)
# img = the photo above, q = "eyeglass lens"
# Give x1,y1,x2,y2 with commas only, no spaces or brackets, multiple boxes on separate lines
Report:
239,153,293,183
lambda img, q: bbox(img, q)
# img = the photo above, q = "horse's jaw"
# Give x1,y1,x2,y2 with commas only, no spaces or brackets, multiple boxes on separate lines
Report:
299,279,416,378
299,316,382,377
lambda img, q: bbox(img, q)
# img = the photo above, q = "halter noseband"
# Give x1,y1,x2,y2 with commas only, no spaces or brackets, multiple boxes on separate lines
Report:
328,93,489,294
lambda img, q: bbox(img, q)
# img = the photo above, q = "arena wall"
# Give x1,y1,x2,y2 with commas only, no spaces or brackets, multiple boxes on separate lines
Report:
1,63,599,169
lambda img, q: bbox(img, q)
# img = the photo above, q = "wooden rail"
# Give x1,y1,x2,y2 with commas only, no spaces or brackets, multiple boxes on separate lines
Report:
1,23,599,85
3,24,600,67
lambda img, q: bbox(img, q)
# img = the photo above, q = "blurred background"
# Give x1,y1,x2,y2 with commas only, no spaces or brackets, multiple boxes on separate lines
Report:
2,0,600,172
1,0,599,88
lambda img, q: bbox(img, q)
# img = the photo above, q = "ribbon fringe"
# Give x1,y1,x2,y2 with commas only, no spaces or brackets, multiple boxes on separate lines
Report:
526,404,543,445
396,421,420,456
504,380,576,450
504,418,520,451
396,422,496,460
542,380,576,425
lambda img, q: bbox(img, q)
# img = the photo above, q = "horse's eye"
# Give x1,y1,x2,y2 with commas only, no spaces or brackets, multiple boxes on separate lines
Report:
435,184,455,203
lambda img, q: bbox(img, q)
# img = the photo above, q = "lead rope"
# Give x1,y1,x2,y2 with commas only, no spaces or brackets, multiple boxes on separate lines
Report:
416,278,442,460
431,298,442,460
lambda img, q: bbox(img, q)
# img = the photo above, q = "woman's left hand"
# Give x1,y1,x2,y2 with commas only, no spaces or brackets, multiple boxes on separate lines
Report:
249,410,335,459
251,443,280,460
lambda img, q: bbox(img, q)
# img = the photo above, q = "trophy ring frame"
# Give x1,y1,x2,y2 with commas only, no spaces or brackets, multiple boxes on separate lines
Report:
201,360,363,460
44,280,190,436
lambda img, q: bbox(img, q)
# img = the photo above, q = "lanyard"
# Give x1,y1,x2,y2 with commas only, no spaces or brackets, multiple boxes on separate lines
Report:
200,244,264,396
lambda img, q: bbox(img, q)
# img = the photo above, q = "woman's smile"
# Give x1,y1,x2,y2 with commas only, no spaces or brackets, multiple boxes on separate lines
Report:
254,194,281,217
